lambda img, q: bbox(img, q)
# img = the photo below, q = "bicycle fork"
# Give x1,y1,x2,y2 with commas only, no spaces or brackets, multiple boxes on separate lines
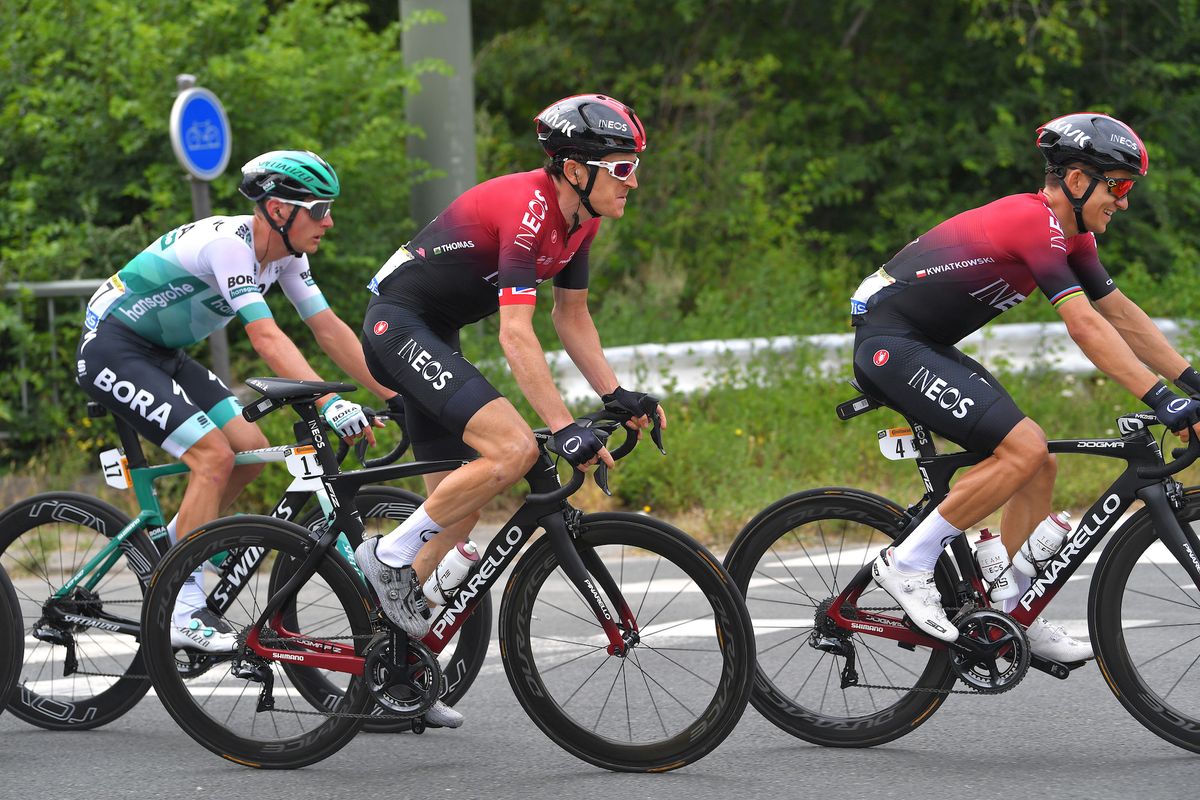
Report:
541,511,636,657
1139,481,1200,590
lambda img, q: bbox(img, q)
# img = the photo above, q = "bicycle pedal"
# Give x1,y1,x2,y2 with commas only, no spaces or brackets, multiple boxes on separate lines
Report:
411,717,426,735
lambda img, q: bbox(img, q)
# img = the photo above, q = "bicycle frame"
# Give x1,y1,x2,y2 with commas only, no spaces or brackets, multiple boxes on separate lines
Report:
827,405,1200,651
240,401,640,675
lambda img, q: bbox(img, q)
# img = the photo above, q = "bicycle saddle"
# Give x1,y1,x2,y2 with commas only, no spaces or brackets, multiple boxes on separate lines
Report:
244,377,357,403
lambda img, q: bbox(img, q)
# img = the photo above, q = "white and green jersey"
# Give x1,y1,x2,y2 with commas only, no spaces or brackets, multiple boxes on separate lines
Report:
84,215,329,348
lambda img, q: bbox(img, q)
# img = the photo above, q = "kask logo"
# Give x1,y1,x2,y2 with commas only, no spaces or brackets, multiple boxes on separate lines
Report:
873,350,890,367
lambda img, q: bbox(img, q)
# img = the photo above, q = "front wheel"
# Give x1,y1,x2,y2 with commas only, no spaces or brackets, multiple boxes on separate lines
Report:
500,512,754,772
0,492,156,730
1090,488,1200,753
723,488,956,747
142,516,373,769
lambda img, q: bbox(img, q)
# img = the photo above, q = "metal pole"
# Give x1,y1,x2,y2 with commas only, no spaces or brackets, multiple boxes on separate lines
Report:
175,73,231,386
400,0,477,228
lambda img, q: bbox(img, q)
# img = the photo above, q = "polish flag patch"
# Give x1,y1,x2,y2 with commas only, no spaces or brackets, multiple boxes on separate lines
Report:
915,270,927,278
498,287,537,306
873,349,890,366
373,321,388,335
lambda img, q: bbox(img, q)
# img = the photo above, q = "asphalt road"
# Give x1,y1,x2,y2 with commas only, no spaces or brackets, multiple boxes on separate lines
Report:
3,555,1200,800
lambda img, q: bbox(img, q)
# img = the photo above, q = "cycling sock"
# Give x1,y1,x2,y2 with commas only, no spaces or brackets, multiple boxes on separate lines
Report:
893,507,962,573
167,515,179,543
999,569,1031,613
376,505,445,567
174,568,208,619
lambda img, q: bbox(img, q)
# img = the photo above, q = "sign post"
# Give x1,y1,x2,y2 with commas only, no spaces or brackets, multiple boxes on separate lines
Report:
169,74,233,385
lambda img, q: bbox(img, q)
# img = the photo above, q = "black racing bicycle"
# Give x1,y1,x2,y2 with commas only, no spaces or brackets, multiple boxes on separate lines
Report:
0,401,488,733
725,380,1200,753
0,564,21,715
140,377,755,771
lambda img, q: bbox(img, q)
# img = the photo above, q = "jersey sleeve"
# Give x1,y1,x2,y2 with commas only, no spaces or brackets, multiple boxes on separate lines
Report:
1066,233,1116,301
552,222,598,290
277,255,331,319
493,187,547,307
201,236,275,325
1003,202,1096,309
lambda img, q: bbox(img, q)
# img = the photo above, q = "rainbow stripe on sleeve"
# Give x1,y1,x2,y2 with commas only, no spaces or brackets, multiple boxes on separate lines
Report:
1049,286,1084,307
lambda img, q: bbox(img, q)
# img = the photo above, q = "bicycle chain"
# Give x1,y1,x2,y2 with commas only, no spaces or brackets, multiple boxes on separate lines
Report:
833,604,990,696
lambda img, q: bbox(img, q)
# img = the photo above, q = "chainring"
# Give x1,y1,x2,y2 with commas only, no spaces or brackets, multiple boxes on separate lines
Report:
948,608,1030,694
363,634,442,718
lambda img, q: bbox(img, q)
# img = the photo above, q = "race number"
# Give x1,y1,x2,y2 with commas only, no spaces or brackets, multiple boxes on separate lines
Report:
99,448,131,490
878,427,918,460
285,445,322,479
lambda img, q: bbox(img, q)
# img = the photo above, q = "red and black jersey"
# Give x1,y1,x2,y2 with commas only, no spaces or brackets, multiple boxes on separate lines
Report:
851,192,1115,344
368,169,600,329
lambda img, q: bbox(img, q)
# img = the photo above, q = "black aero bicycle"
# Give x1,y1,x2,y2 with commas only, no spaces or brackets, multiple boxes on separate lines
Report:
140,377,755,771
724,381,1200,752
0,401,488,733
0,564,21,715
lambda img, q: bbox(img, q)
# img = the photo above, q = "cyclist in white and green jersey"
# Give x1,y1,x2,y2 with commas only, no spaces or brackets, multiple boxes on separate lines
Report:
76,150,402,650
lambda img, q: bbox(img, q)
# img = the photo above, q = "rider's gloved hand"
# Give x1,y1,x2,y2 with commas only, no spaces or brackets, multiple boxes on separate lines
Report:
1175,366,1200,399
385,394,407,426
1143,381,1200,431
547,421,605,469
321,395,369,440
602,386,660,421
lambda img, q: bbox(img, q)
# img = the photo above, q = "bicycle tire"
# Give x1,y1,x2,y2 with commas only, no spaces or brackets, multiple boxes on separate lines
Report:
0,565,21,713
0,492,156,730
1090,487,1200,753
500,512,754,772
723,488,956,747
290,486,491,733
142,515,373,769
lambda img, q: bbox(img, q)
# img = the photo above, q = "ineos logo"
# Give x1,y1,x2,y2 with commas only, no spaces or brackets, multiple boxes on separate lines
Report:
563,436,582,454
1168,399,1191,413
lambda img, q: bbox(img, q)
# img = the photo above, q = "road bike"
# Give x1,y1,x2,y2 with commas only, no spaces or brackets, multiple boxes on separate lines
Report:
724,381,1200,752
0,400,489,732
0,564,20,714
141,377,755,771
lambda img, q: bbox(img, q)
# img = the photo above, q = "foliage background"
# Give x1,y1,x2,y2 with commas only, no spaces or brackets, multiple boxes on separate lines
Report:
2,0,1199,535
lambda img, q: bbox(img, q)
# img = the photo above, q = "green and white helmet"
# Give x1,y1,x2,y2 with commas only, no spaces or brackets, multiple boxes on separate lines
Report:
238,150,340,202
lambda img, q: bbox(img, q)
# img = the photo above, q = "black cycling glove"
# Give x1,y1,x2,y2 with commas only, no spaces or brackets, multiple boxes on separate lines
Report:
1143,381,1200,431
1175,367,1200,398
385,394,407,420
602,386,659,420
547,422,604,468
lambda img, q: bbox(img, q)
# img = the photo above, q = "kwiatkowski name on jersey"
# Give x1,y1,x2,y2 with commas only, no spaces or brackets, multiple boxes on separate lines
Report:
914,257,997,279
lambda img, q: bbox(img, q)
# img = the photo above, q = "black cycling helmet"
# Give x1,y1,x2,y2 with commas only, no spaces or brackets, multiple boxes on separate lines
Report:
536,94,646,228
1036,113,1148,234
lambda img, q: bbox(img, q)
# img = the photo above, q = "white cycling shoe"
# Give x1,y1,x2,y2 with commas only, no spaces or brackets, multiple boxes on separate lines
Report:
170,606,239,652
424,700,464,729
1025,616,1093,662
872,547,958,642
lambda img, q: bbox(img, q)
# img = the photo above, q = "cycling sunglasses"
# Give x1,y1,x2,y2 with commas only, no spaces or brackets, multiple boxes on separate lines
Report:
586,157,640,181
1082,170,1136,200
274,196,335,220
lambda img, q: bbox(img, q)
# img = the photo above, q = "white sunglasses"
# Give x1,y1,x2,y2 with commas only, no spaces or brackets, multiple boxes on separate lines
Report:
273,196,335,220
585,157,640,181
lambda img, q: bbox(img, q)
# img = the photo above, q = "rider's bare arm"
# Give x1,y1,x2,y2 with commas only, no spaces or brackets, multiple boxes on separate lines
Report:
1094,289,1190,381
551,286,620,396
1056,295,1160,397
498,303,576,431
304,308,396,402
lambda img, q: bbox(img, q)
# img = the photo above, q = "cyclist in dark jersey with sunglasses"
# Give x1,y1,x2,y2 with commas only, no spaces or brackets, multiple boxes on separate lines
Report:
76,150,400,652
356,94,666,728
850,113,1200,658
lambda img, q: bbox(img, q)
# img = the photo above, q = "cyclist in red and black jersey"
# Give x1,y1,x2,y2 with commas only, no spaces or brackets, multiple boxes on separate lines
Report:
851,113,1200,658
356,95,666,727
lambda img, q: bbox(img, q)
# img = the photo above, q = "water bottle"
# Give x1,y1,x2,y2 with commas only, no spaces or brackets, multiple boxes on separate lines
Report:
1012,511,1072,577
974,528,1018,601
423,540,480,605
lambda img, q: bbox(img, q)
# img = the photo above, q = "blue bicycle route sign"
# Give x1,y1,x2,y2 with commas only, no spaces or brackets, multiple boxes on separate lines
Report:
169,86,232,182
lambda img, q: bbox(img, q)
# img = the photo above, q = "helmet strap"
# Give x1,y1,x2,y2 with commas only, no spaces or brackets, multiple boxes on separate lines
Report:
1051,168,1100,235
563,162,601,234
257,200,303,257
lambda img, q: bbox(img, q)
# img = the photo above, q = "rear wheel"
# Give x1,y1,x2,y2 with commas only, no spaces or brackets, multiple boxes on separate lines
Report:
1090,489,1200,753
0,493,156,729
723,489,956,747
500,512,754,772
290,487,491,732
142,516,372,769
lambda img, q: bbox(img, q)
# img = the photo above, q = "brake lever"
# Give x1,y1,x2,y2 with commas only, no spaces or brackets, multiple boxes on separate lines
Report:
650,421,666,455
354,437,370,466
594,462,612,497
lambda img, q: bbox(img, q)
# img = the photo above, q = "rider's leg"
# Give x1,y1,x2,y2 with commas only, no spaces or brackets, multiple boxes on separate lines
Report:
213,415,270,511
410,468,479,585
374,398,535,568
937,418,1050,531
174,430,236,543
